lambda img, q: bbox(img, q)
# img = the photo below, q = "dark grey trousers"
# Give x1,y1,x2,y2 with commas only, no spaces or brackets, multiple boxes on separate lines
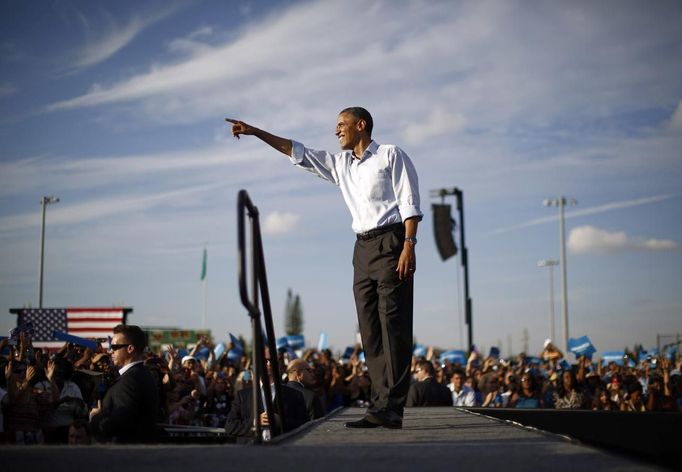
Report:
352,226,414,417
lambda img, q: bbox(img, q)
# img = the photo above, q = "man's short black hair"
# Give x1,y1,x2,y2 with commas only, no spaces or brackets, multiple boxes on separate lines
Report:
340,106,373,136
113,324,146,351
451,368,466,378
417,359,435,377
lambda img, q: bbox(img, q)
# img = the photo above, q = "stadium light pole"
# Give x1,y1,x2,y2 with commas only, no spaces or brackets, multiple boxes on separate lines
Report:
38,196,60,308
543,197,576,351
537,259,559,342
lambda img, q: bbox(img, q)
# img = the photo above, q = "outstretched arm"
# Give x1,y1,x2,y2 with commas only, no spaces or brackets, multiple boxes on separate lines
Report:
226,118,292,156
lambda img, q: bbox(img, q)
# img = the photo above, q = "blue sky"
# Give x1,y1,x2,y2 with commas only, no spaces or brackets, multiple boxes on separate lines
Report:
1,0,681,357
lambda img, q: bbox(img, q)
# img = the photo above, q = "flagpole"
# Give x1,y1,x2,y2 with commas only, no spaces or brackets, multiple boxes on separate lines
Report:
201,247,207,330
202,277,207,330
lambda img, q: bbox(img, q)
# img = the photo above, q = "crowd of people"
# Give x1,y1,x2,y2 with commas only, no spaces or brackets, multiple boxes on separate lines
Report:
1,331,680,445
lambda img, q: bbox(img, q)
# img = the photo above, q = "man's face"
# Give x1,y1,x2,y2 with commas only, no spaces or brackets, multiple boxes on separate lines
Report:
452,373,464,391
68,425,89,445
294,364,315,388
110,333,133,368
335,112,362,151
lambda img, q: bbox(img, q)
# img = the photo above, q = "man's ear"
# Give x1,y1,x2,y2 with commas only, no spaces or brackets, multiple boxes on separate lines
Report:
356,119,366,132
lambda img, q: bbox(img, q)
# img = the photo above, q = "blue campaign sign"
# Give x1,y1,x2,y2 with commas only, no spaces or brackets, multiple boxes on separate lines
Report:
227,349,242,362
558,359,571,371
229,333,244,354
567,336,596,359
666,345,677,360
276,336,288,350
601,351,626,366
194,346,210,361
489,346,500,359
318,332,329,351
342,346,355,360
439,350,467,365
52,330,98,350
213,342,226,359
286,334,305,350
413,344,427,358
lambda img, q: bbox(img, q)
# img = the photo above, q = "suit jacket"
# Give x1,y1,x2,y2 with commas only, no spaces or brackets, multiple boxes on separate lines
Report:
286,381,326,420
406,377,454,407
90,363,159,443
225,384,308,438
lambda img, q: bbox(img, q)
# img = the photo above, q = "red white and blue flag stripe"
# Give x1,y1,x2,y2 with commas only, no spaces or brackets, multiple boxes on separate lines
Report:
14,308,127,348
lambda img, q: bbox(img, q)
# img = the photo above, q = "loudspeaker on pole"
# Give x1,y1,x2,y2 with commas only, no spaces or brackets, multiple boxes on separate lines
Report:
432,203,458,261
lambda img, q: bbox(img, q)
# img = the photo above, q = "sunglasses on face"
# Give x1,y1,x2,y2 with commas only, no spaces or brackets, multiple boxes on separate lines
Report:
109,344,131,351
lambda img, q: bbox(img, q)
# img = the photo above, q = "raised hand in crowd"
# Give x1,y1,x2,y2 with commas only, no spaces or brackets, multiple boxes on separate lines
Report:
166,344,179,372
74,348,94,368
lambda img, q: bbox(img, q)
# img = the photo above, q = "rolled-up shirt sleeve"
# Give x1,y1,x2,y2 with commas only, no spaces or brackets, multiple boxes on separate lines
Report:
290,140,339,185
391,147,423,222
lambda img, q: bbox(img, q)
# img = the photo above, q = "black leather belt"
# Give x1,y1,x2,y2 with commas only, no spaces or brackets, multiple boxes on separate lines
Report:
356,223,404,241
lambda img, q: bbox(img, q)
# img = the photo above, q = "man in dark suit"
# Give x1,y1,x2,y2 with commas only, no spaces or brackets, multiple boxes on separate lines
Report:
406,360,453,407
286,359,325,421
225,350,308,440
89,325,159,443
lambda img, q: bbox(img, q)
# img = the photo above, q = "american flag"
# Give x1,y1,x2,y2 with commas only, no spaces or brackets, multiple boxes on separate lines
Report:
12,308,129,348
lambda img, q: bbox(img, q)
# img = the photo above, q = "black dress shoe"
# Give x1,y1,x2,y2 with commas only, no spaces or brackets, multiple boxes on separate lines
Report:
367,410,403,429
345,417,381,429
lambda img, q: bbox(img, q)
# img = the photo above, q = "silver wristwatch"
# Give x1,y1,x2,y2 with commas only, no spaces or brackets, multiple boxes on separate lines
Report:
405,237,417,245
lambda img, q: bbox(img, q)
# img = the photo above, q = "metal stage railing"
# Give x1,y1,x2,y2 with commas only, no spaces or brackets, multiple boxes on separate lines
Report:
237,189,286,443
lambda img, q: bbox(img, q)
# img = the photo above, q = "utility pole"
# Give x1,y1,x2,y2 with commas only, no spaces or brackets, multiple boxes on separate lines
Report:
538,259,559,341
38,196,60,308
543,197,576,350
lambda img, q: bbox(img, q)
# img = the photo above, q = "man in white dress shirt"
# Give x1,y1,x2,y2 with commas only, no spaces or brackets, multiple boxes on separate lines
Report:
449,368,476,407
227,107,422,429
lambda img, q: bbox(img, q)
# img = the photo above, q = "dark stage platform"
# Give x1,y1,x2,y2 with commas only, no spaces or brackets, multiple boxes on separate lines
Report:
0,408,668,471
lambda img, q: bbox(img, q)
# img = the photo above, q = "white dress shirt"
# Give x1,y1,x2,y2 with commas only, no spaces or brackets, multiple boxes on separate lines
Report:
118,360,144,376
290,140,423,233
449,384,476,407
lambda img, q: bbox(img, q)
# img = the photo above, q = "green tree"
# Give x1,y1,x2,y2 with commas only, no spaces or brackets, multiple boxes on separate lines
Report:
285,288,304,335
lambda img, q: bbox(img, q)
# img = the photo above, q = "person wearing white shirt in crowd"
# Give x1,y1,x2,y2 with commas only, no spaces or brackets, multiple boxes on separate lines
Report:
449,368,476,407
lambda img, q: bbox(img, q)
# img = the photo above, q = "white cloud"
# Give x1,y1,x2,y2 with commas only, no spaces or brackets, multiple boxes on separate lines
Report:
0,142,271,197
669,101,682,131
72,5,181,70
168,26,214,56
489,194,678,234
568,225,678,254
45,0,682,135
0,183,223,233
404,109,466,144
262,211,300,235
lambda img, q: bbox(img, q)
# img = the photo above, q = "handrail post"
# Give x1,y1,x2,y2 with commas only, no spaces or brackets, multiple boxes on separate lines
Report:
237,189,287,442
